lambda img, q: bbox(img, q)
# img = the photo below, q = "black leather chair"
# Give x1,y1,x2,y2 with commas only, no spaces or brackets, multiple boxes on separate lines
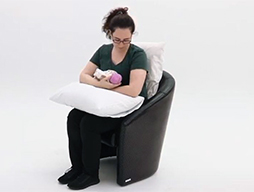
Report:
100,70,175,186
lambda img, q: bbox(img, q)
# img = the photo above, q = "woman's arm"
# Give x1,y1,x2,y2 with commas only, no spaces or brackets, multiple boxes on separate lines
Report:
79,61,121,89
112,69,147,97
79,61,100,86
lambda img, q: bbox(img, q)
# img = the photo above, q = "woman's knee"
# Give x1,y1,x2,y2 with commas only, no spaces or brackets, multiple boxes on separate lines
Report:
79,114,101,133
79,114,122,134
67,108,86,126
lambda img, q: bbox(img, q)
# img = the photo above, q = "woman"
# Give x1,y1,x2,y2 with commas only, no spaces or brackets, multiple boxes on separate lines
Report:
58,7,148,190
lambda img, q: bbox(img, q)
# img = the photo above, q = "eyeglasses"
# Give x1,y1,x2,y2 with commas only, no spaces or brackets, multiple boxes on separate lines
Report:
112,36,132,44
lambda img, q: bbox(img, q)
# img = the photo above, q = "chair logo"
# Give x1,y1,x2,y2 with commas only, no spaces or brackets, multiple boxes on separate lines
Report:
125,178,131,183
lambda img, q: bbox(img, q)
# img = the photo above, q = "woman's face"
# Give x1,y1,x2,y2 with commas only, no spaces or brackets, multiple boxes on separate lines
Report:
111,28,132,50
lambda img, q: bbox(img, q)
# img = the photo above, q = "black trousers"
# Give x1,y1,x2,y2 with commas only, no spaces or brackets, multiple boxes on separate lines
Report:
66,108,124,178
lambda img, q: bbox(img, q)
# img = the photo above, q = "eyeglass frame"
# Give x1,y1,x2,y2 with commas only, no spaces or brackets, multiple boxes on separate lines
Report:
112,36,132,44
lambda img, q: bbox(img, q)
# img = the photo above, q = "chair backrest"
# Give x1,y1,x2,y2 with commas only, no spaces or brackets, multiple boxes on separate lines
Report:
157,71,175,95
143,70,175,105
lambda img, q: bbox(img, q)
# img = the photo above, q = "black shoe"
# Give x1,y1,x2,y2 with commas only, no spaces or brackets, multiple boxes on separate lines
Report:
67,173,100,190
58,167,82,184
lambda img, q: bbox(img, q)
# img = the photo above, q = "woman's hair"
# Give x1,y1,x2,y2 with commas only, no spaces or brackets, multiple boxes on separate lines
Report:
102,7,135,39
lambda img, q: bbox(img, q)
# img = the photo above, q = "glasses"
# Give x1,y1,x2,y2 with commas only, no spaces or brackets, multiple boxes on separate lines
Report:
112,36,132,44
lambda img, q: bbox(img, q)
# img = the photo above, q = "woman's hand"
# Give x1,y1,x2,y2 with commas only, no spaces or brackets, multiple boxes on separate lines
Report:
99,75,121,89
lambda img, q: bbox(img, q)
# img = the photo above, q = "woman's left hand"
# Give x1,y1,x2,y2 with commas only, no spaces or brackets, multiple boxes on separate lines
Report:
99,76,121,89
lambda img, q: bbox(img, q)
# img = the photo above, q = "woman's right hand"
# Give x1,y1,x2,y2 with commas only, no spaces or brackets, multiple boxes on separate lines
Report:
99,75,121,89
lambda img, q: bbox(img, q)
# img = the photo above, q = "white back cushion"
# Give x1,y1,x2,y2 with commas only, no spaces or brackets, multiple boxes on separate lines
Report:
134,42,165,99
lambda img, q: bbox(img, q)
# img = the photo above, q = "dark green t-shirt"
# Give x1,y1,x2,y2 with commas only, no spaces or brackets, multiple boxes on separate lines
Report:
89,43,148,98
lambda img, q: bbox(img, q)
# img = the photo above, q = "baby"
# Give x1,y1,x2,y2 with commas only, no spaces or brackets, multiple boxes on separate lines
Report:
93,69,122,84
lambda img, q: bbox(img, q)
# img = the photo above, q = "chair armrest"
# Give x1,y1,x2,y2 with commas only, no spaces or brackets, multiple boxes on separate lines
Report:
122,92,166,126
122,70,175,127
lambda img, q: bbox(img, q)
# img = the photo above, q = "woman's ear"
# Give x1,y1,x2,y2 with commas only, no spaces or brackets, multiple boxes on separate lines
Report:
108,29,112,36
109,30,115,40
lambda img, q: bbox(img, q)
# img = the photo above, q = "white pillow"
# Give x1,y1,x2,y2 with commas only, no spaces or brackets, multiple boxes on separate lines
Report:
49,82,144,118
134,42,165,99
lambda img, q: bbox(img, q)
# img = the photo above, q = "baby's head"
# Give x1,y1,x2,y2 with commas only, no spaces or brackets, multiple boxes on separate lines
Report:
109,73,122,84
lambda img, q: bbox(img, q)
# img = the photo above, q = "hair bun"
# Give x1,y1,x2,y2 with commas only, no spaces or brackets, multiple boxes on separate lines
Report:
102,7,135,39
117,7,128,15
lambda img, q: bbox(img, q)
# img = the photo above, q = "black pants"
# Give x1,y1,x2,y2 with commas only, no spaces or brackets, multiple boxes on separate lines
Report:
66,108,124,178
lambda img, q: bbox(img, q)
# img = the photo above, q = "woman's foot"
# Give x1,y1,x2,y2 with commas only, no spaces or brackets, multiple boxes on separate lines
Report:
58,167,82,184
67,173,100,190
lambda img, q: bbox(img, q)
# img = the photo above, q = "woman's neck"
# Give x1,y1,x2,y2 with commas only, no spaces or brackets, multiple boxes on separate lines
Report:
113,44,130,54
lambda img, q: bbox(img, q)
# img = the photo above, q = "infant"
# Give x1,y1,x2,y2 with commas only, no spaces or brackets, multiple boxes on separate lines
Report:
93,69,122,84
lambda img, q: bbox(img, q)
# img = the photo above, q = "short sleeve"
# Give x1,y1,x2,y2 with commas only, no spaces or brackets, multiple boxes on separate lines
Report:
130,50,148,72
89,45,104,67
